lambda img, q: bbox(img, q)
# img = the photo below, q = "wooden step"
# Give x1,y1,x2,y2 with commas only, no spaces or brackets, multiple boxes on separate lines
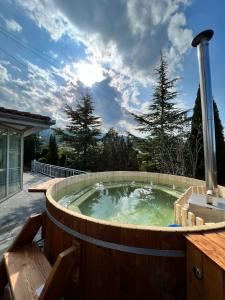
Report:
4,244,52,300
186,230,225,271
1,213,79,300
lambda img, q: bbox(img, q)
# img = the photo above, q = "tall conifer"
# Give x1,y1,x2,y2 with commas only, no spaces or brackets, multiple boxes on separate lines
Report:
188,86,225,184
48,134,58,165
132,52,187,173
64,94,101,170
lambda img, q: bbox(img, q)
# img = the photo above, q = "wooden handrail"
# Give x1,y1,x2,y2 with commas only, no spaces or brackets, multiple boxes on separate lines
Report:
39,244,80,300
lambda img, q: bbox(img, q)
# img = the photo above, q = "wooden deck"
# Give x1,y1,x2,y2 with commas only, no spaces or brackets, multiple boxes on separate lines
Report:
28,178,64,193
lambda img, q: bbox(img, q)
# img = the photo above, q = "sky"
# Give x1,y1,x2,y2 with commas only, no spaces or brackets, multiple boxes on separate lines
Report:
0,0,225,135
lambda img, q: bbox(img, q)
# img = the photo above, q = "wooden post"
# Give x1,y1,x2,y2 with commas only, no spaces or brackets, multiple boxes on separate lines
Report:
188,212,195,226
175,204,181,224
181,206,188,226
196,217,204,226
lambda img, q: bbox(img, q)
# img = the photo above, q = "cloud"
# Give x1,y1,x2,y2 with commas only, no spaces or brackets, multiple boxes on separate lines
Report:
2,0,193,134
0,63,11,83
52,0,193,79
14,0,73,41
92,77,139,134
14,0,192,116
15,0,192,77
0,60,61,122
0,58,125,132
5,19,22,32
168,13,192,55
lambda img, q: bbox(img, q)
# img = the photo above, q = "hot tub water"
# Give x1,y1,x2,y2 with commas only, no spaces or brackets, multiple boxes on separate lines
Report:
58,182,185,226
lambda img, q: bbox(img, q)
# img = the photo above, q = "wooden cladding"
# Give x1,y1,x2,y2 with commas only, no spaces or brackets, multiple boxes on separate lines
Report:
186,237,225,300
44,199,187,300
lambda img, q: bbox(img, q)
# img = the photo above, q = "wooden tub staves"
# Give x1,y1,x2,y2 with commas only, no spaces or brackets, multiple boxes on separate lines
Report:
44,172,225,300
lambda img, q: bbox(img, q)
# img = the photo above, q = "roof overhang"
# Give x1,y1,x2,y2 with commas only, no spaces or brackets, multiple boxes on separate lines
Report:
0,108,56,137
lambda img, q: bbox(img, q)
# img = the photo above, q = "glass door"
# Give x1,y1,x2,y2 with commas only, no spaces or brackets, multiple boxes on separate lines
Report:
8,131,22,195
0,128,7,199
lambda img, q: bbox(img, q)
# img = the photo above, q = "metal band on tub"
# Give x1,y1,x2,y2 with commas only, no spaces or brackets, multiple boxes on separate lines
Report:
45,208,185,258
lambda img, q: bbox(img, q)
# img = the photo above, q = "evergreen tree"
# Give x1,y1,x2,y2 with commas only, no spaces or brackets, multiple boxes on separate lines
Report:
24,133,41,169
132,52,187,174
100,128,139,171
214,102,225,185
187,87,204,179
101,128,119,170
48,134,58,165
187,86,225,184
126,134,139,170
64,94,101,170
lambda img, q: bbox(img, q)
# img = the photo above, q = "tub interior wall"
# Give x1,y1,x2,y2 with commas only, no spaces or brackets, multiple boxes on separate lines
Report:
52,172,206,201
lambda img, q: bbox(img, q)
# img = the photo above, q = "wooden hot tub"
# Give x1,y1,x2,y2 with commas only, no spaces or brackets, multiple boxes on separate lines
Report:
44,172,225,300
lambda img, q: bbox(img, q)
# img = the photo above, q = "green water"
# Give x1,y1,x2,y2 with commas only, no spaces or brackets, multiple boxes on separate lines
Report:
60,182,185,227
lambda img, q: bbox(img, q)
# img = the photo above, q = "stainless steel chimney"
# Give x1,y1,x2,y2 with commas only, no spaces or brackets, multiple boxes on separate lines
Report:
192,30,217,197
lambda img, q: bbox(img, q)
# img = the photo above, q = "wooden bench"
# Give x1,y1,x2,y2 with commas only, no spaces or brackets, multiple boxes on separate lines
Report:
0,213,79,300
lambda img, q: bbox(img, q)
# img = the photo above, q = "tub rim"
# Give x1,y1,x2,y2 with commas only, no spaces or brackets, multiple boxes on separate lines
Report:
45,171,225,233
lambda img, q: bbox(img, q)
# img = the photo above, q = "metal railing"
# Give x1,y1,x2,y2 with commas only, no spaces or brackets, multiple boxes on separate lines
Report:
31,160,86,178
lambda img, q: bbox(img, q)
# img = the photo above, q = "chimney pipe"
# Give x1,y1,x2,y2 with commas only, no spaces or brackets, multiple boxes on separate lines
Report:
192,30,217,198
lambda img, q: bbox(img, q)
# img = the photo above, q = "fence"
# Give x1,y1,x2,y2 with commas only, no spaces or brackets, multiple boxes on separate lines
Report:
31,160,86,178
174,186,206,227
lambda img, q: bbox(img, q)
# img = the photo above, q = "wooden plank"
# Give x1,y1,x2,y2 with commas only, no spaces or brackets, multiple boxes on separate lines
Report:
0,214,43,295
181,206,188,226
186,241,203,300
8,213,43,252
188,211,195,226
175,204,181,224
160,231,186,300
39,245,78,300
28,178,64,193
196,217,204,226
4,244,52,300
203,232,225,252
203,255,224,300
45,200,187,300
186,232,225,271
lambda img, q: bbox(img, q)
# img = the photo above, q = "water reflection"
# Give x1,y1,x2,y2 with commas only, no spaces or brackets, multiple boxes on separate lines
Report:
68,182,185,226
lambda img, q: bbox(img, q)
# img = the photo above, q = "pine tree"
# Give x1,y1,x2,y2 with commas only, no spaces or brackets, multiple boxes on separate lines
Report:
64,94,101,170
187,86,225,184
125,134,139,170
24,133,41,169
48,134,58,165
132,52,187,174
214,102,225,185
187,87,204,179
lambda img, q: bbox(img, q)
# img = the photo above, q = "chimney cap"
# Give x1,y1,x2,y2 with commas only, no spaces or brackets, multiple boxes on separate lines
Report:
192,29,214,47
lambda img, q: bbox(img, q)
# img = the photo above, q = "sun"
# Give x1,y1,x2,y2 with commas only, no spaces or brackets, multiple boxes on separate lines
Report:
74,60,105,87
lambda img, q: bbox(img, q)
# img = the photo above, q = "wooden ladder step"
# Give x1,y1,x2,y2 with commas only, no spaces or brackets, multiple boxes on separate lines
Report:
4,244,52,300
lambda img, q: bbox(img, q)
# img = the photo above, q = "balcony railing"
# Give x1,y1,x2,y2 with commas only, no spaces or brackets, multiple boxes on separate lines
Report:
31,160,86,178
